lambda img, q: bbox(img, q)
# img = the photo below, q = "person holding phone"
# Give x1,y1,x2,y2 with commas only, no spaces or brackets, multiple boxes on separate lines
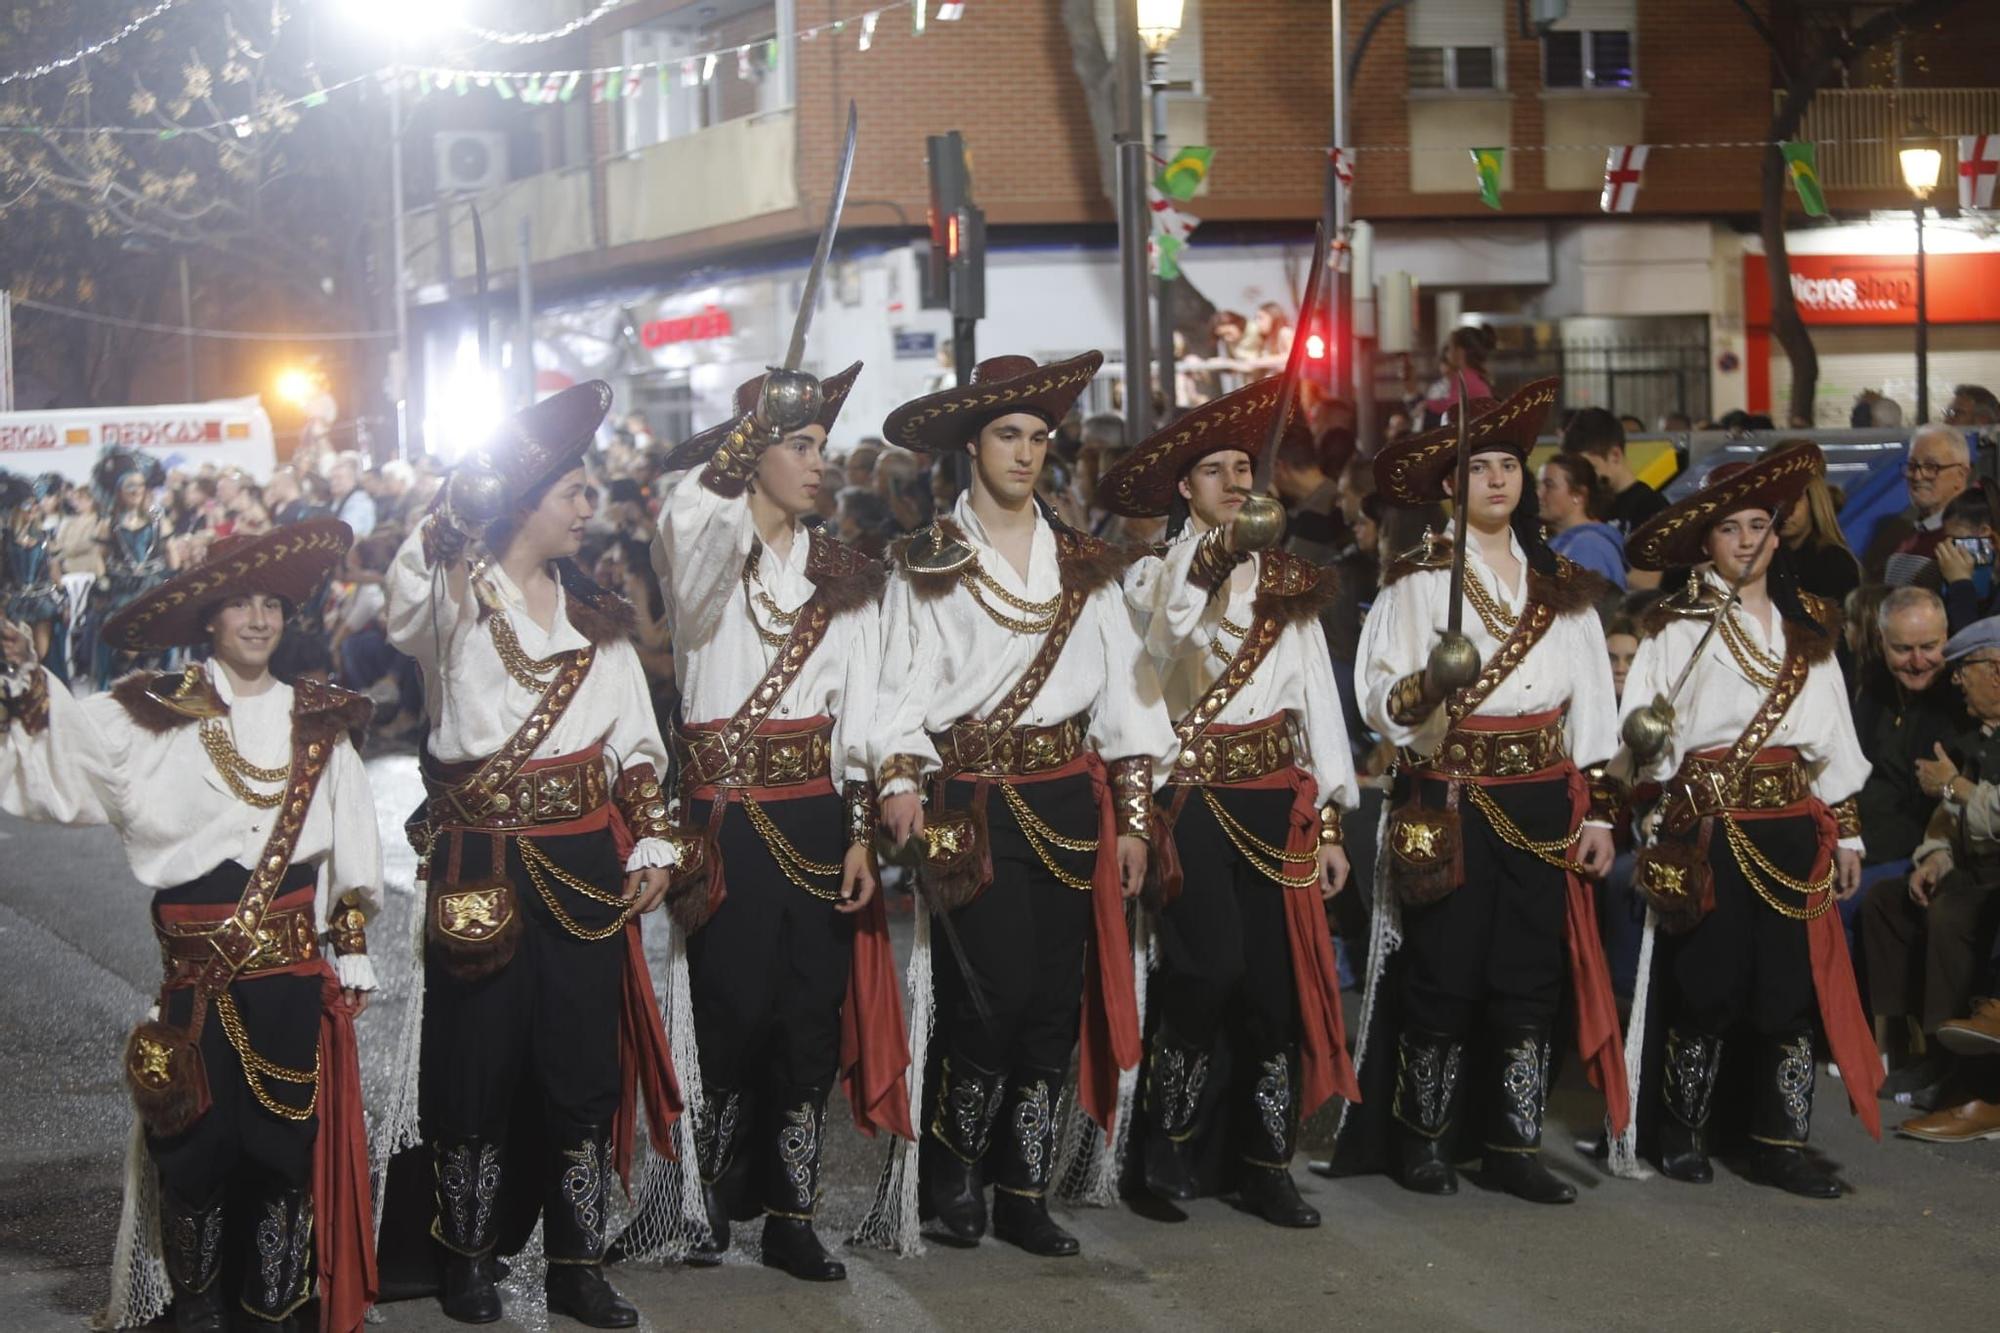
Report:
1935,488,2000,632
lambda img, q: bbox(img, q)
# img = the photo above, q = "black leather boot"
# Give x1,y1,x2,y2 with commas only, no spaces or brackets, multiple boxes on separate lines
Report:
238,1186,315,1325
543,1126,638,1328
1749,1033,1840,1200
1236,1049,1321,1228
685,1087,745,1266
990,1067,1079,1257
1142,1028,1210,1202
432,1139,504,1324
920,1055,1004,1243
1482,1026,1575,1205
759,1086,846,1282
1657,1027,1723,1184
1391,1028,1464,1196
161,1187,227,1333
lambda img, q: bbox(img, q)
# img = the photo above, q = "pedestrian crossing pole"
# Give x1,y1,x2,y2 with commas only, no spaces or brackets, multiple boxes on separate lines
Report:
0,291,14,412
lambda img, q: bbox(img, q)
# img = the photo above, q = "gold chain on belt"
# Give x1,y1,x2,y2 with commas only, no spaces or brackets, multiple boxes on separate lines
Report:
1720,813,1837,920
517,838,638,940
998,780,1097,890
1200,789,1318,888
213,987,319,1121
741,796,844,900
1464,782,1589,874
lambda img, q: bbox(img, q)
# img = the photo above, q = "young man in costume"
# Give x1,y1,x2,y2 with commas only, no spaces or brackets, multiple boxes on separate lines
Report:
380,383,681,1327
0,519,380,1333
1615,443,1880,1197
869,352,1175,1257
653,363,911,1281
1098,377,1360,1228
1343,380,1629,1204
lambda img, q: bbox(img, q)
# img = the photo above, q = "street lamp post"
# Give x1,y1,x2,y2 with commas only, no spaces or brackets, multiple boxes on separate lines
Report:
1138,0,1183,421
1900,119,1942,423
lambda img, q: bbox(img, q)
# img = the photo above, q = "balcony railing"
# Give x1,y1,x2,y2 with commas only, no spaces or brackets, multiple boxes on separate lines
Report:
1780,87,2000,190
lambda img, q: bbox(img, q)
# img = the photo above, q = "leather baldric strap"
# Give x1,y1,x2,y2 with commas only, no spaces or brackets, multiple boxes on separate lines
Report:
939,579,1091,780
1426,599,1560,759
678,574,837,788
430,644,597,829
1664,646,1812,829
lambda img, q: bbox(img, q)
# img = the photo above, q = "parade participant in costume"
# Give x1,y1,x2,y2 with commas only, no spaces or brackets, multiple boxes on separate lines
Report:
0,518,380,1333
92,450,174,687
862,353,1175,1258
1614,442,1880,1198
652,362,912,1281
1097,377,1360,1228
1341,379,1628,1204
6,473,69,675
378,383,682,1328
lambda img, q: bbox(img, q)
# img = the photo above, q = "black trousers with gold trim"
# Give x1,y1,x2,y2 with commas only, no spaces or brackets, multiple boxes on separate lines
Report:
1398,772,1571,1038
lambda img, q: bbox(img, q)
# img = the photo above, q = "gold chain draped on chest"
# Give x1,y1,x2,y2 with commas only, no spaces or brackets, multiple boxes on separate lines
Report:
199,720,291,808
968,562,1062,633
742,547,802,650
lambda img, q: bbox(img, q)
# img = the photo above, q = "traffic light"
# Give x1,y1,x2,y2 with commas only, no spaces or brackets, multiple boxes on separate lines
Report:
923,132,970,311
948,204,986,320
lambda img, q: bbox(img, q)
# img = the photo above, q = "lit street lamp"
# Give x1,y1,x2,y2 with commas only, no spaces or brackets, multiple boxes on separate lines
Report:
1138,0,1183,419
1900,118,1942,423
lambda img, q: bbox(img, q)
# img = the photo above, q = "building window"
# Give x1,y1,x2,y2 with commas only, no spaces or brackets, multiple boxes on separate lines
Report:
619,2,787,155
1543,30,1636,89
1408,45,1500,91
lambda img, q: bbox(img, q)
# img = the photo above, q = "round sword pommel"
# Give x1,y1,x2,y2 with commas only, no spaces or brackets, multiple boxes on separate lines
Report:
1620,694,1676,761
756,368,824,435
445,462,510,533
1426,632,1483,694
1228,489,1288,552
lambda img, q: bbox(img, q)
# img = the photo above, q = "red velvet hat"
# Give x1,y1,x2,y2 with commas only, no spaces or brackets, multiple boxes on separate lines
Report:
103,519,352,652
1626,441,1823,572
1372,377,1560,508
882,351,1103,453
661,361,863,474
1097,376,1288,517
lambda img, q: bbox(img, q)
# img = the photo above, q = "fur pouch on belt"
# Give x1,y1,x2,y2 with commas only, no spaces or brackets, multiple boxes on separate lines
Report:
1142,803,1184,911
124,1017,211,1137
920,803,992,912
1386,783,1463,906
663,834,723,936
426,876,524,982
1636,819,1716,934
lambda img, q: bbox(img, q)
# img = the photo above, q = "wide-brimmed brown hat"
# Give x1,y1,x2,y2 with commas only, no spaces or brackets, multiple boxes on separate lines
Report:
1627,440,1823,571
661,361,862,474
470,380,613,511
1372,377,1561,508
1097,377,1288,517
103,519,352,652
883,351,1102,453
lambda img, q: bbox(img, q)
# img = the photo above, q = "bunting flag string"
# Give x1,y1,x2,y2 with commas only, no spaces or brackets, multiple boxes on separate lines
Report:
1600,145,1648,213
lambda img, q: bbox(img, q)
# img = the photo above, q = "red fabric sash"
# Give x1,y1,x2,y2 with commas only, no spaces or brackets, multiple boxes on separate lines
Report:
608,807,685,1186
1735,799,1884,1139
840,891,915,1139
313,968,375,1333
1473,761,1632,1136
1079,754,1143,1136
1205,768,1359,1118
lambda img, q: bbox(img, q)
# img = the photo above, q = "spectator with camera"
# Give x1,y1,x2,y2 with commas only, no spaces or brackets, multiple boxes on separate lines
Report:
1934,486,2000,631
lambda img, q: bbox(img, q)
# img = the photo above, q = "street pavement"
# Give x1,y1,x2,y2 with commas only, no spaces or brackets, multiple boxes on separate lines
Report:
1,751,1996,1331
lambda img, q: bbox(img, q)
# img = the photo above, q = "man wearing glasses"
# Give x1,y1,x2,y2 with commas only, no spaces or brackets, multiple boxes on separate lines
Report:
1881,425,1973,588
1942,384,2000,432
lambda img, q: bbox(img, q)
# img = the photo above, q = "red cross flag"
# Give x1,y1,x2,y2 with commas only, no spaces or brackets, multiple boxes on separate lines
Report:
1330,147,1354,189
1600,145,1649,214
1959,135,1999,211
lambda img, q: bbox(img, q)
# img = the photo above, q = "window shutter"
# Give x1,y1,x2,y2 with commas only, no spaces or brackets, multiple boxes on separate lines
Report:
1407,0,1506,49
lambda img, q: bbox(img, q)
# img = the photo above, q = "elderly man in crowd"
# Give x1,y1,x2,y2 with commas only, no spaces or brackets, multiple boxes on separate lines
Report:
1873,425,1972,587
1855,590,1968,891
1943,383,2000,434
327,451,378,539
1860,616,2000,1122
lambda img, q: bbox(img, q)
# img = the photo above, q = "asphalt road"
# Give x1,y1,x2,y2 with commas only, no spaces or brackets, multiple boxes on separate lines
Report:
1,751,1995,1332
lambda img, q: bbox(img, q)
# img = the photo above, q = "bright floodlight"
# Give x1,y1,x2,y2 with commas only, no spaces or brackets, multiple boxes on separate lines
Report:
274,366,318,408
341,0,467,39
1137,0,1185,53
1900,146,1942,198
425,334,504,462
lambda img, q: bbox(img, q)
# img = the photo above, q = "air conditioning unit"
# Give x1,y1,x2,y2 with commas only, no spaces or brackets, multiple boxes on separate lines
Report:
434,131,508,194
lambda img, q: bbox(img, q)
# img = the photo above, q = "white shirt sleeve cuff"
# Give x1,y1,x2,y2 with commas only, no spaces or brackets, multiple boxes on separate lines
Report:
1582,819,1614,831
1836,835,1865,854
878,777,920,801
333,952,379,993
625,837,676,872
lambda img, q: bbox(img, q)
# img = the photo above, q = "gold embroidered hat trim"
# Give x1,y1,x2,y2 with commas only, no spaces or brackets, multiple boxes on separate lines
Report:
1371,377,1561,508
103,519,352,653
1626,441,1824,572
882,351,1103,453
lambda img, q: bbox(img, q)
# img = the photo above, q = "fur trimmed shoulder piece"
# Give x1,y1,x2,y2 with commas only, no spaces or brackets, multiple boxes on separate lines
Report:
806,530,888,614
1251,550,1337,626
892,518,976,599
291,676,374,747
1531,556,1608,617
556,559,639,646
111,666,226,733
1054,527,1137,595
1792,592,1843,665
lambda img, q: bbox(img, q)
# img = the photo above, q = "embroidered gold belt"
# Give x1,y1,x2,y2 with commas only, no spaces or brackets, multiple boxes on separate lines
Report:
1168,713,1297,785
679,716,836,789
427,749,610,832
1422,713,1568,780
157,904,318,984
930,714,1087,779
1672,747,1809,818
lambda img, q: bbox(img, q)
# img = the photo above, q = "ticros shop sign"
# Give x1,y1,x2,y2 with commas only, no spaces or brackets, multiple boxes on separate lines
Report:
1745,252,2000,327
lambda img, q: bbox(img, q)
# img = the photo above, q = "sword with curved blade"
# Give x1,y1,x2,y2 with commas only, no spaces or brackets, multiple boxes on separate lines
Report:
757,102,859,433
1227,223,1330,551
